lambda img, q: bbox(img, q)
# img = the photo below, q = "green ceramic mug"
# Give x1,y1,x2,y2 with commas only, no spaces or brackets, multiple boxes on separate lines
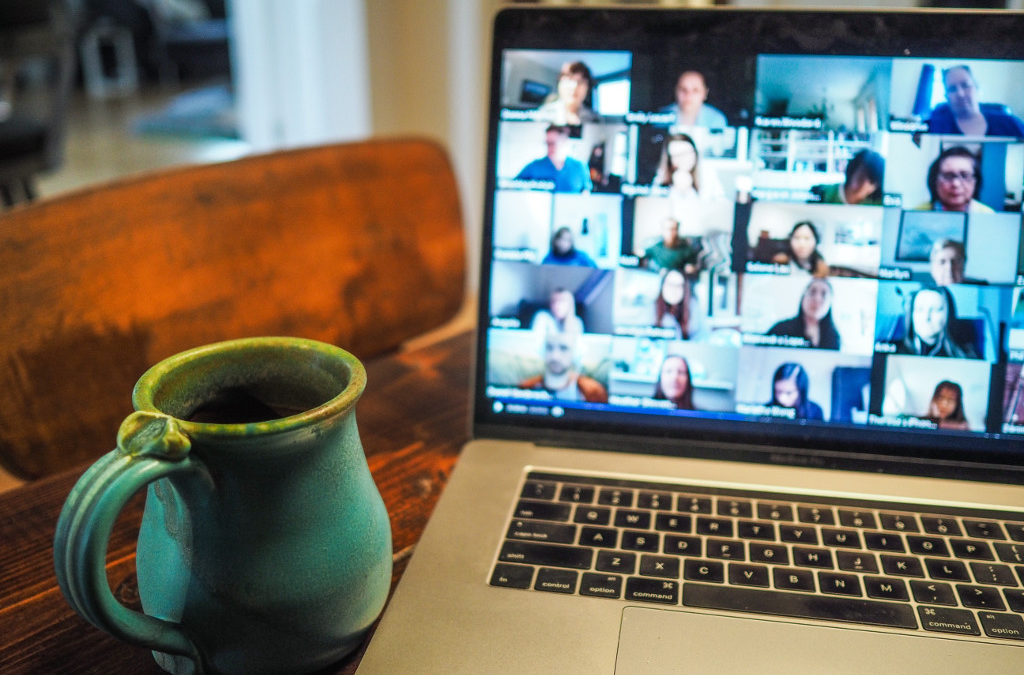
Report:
54,337,392,675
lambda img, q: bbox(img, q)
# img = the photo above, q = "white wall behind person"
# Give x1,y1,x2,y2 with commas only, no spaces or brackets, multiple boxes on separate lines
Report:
880,354,990,431
493,190,553,258
741,275,879,355
633,196,735,246
551,193,623,268
889,58,1024,128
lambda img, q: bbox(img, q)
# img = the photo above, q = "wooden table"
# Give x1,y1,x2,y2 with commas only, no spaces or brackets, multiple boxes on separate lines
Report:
0,330,473,674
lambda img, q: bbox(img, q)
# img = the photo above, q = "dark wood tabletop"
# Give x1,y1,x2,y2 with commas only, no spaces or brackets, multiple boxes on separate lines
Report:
0,329,473,674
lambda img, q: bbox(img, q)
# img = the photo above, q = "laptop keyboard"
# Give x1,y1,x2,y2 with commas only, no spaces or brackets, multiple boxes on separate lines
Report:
489,470,1024,643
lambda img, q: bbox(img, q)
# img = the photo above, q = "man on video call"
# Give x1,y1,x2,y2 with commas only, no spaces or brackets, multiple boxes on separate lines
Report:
927,65,1024,138
659,70,728,129
515,124,592,193
518,331,608,403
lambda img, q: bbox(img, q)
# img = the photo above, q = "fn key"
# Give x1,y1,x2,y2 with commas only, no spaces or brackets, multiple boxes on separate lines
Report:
490,563,534,589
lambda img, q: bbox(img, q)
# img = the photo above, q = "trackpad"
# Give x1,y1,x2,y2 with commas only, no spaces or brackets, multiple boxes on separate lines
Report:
615,607,1021,674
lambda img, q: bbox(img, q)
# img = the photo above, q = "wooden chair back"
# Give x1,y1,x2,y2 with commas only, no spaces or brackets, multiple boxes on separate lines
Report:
0,138,465,479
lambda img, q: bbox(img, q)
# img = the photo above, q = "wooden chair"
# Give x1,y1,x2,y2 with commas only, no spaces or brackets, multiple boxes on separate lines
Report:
0,138,466,480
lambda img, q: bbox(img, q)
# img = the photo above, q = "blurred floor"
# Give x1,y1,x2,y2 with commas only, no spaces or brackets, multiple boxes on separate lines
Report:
37,84,250,199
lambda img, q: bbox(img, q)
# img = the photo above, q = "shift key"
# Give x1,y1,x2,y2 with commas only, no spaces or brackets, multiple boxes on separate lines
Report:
499,541,593,569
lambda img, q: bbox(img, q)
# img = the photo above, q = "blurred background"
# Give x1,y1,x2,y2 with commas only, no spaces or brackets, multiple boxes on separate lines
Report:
0,0,1013,282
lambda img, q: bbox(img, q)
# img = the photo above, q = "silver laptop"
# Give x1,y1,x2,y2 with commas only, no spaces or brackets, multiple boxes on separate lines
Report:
359,7,1024,672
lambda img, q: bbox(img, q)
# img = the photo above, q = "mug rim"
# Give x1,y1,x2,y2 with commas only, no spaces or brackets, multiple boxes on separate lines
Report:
132,336,366,438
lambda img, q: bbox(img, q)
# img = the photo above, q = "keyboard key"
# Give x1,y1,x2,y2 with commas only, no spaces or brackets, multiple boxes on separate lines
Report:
507,519,577,544
797,505,835,525
773,567,815,592
706,539,745,560
793,547,833,569
864,532,905,552
654,513,692,533
1006,522,1024,542
970,562,1019,586
697,517,734,537
490,563,534,589
534,567,578,594
881,555,924,577
994,543,1024,564
957,584,1006,610
638,491,672,510
640,555,680,579
864,576,909,601
521,480,556,500
924,558,969,582
737,520,776,541
684,584,917,629
1003,588,1024,613
597,488,634,508
596,550,636,574
514,500,571,522
907,535,949,557
615,510,652,529
499,541,593,569
780,525,819,545
750,543,789,565
879,513,919,533
729,563,770,588
837,509,876,529
757,503,794,521
911,580,957,606
578,526,617,548
625,577,679,604
684,559,725,583
558,485,595,503
964,520,1005,540
979,612,1024,640
918,606,980,636
951,539,994,560
718,499,753,518
621,530,660,552
580,573,623,599
822,528,861,548
574,506,611,526
678,495,712,514
921,516,963,536
836,551,878,573
819,572,862,596
664,535,702,557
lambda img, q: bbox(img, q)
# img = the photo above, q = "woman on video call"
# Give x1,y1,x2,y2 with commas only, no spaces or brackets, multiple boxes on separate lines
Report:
767,277,841,350
916,146,994,213
895,286,978,358
653,132,724,202
772,221,830,276
925,380,970,430
654,354,695,410
655,269,692,339
768,362,824,421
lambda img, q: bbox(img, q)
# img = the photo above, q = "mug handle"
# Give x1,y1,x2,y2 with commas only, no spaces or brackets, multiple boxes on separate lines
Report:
54,411,210,668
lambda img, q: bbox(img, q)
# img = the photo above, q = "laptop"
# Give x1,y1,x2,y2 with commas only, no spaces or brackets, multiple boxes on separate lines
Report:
359,6,1024,672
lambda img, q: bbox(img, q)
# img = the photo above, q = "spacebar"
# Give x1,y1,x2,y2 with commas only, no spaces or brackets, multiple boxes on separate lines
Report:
683,584,918,629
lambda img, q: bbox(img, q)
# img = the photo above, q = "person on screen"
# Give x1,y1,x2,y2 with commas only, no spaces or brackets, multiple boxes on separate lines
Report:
772,221,829,277
925,380,969,430
915,146,993,213
767,277,841,350
652,132,724,201
537,61,599,126
531,287,584,337
655,269,693,339
653,355,695,410
642,217,699,274
895,286,978,358
542,227,596,267
809,149,885,206
658,70,728,129
927,65,1024,138
515,125,592,193
517,330,607,403
768,362,824,421
929,238,966,286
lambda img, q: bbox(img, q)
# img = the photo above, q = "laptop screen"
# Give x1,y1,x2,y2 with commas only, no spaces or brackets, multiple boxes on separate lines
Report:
475,7,1024,476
